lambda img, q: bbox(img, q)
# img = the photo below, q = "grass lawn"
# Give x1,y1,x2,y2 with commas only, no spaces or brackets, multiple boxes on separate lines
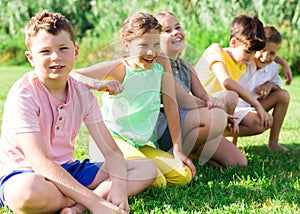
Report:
0,66,299,213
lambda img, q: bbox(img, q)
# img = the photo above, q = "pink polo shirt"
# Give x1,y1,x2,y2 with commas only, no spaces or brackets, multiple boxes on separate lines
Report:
0,71,102,179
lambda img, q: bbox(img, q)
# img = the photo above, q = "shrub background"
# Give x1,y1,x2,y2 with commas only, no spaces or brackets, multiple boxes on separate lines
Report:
0,0,299,74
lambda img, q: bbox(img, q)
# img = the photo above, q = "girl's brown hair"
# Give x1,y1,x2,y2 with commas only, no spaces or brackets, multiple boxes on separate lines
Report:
118,12,161,57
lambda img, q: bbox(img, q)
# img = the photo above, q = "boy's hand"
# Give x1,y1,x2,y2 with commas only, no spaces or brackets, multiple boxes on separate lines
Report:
255,82,272,99
282,63,292,85
227,114,239,134
256,106,273,128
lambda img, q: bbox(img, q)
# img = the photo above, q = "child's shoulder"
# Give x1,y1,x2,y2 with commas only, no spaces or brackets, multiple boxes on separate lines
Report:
204,43,223,55
154,61,164,69
202,44,228,60
10,71,37,93
266,61,279,71
178,58,193,69
69,75,92,93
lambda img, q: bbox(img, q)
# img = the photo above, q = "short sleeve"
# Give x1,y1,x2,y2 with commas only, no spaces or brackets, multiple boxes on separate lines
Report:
83,91,103,125
202,44,224,69
3,83,40,134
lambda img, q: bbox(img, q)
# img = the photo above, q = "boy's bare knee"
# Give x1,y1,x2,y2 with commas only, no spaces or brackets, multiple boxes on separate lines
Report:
279,89,290,104
5,177,43,212
251,116,271,133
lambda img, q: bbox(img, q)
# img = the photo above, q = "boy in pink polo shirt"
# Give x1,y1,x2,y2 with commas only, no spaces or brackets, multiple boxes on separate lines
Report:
0,10,156,214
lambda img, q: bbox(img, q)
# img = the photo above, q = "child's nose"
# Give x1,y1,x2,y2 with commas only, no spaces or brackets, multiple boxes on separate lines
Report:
146,49,154,55
265,53,270,61
172,29,179,36
51,51,61,61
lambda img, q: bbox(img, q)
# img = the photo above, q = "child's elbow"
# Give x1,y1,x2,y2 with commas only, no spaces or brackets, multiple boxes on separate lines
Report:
222,78,234,90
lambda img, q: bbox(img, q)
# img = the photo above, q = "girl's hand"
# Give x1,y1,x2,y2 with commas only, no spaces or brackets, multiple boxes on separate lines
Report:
107,182,130,213
96,80,124,95
199,93,212,109
174,151,196,178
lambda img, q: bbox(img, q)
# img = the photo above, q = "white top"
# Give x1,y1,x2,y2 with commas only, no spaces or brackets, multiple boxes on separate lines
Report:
237,61,282,107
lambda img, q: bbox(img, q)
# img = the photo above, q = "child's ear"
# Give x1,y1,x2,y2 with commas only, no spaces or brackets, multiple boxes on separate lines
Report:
25,51,35,67
74,45,79,60
124,41,130,50
230,37,239,48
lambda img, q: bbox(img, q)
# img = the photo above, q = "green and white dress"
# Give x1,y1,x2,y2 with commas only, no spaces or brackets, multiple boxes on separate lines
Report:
101,62,164,148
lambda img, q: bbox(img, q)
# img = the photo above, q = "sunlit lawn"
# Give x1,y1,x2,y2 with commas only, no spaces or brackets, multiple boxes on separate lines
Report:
0,66,299,213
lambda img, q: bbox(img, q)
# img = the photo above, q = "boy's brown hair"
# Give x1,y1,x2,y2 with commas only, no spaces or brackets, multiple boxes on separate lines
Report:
230,15,266,51
264,26,282,44
154,11,175,20
25,10,75,50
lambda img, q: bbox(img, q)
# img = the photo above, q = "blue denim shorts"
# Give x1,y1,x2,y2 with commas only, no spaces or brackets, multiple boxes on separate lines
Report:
0,158,103,207
156,108,190,151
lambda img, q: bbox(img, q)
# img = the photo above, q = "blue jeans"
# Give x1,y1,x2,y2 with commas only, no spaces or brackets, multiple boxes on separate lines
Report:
156,108,190,151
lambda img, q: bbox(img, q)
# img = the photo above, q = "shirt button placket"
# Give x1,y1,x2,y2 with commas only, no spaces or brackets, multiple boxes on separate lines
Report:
56,105,65,135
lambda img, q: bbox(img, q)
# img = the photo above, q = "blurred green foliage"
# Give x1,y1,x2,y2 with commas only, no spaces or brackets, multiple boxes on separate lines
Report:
0,0,299,73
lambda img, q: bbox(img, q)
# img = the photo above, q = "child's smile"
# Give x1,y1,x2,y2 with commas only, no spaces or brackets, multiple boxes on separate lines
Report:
159,15,185,59
25,30,78,83
127,29,161,70
254,42,280,68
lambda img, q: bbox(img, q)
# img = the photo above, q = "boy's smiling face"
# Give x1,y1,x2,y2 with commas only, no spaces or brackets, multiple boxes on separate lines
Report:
254,42,280,68
25,30,78,83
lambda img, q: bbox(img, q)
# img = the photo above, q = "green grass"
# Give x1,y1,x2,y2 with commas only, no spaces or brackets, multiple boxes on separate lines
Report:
0,66,299,213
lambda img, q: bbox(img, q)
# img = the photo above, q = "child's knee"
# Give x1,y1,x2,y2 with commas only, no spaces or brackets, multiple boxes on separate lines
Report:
166,166,192,185
224,155,248,167
5,176,45,212
153,174,167,187
239,156,248,167
279,89,290,104
225,90,239,110
250,116,272,133
212,108,227,131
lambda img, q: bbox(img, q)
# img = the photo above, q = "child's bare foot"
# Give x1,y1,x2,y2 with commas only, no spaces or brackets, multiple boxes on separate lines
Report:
60,204,85,214
206,159,222,167
268,144,289,152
